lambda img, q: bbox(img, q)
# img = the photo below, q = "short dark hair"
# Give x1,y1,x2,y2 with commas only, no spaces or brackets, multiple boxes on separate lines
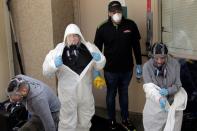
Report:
7,77,27,93
151,42,168,56
108,1,122,12
7,79,18,92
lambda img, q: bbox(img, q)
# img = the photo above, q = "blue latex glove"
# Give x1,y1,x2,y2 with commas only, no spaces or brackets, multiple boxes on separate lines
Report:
91,52,101,61
93,69,101,78
160,88,169,96
54,56,63,67
159,97,166,110
136,64,142,79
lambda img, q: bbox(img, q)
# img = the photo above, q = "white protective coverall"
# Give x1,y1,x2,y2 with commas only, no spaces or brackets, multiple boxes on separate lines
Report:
43,24,106,131
143,83,187,131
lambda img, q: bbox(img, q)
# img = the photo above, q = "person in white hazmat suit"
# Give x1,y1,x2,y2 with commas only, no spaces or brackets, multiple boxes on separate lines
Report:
142,42,185,131
43,23,106,131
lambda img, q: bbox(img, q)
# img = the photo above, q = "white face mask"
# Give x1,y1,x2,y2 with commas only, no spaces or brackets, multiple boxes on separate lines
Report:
112,13,122,23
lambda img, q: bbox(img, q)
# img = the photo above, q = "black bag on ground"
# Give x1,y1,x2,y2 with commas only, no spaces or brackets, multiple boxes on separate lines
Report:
0,100,28,131
181,113,197,131
180,59,197,131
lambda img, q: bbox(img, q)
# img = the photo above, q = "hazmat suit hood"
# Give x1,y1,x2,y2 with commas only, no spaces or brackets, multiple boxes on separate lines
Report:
63,24,86,46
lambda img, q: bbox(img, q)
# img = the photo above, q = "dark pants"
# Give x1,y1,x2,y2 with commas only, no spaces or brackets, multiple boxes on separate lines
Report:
19,111,59,131
104,71,132,121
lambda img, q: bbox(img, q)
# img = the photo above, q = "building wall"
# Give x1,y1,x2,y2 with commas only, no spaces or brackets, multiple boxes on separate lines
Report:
153,0,160,42
10,0,55,89
0,0,12,101
51,0,74,45
9,0,74,91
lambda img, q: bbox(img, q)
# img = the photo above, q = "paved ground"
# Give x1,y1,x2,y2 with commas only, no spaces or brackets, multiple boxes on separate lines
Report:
91,107,144,131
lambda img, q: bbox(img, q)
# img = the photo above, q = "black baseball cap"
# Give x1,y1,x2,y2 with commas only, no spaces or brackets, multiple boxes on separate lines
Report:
108,1,122,12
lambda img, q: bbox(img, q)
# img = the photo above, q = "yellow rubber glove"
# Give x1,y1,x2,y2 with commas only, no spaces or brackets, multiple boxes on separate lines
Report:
93,76,106,89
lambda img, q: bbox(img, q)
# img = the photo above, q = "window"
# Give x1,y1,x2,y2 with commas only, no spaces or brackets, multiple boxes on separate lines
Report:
162,0,197,60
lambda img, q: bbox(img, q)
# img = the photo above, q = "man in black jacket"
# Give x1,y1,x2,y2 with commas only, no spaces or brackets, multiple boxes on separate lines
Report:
94,1,142,130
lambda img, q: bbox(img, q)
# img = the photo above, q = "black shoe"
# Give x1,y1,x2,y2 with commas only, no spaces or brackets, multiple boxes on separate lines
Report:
108,120,117,130
121,119,136,131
